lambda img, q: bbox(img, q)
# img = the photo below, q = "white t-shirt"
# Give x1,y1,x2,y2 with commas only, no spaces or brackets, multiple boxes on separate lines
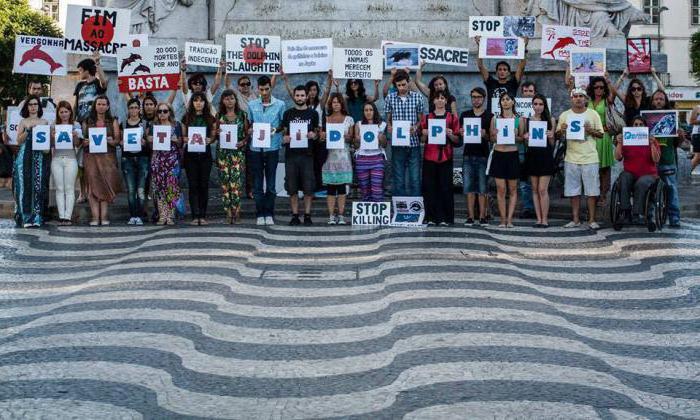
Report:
355,121,387,157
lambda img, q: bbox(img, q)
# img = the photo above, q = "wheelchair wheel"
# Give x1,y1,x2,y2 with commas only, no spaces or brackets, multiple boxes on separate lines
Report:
644,183,657,232
655,180,669,230
609,178,623,231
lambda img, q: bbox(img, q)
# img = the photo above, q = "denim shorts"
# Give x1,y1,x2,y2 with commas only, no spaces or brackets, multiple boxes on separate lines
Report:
462,155,488,194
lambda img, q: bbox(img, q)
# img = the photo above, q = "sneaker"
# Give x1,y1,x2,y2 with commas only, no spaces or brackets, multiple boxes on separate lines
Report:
256,216,266,226
669,222,681,229
265,216,274,225
289,215,301,226
465,218,474,226
439,222,449,227
691,166,700,176
427,221,436,226
327,215,337,225
589,222,601,230
479,218,487,226
303,214,313,226
563,221,581,228
336,215,346,225
134,217,144,226
127,217,137,225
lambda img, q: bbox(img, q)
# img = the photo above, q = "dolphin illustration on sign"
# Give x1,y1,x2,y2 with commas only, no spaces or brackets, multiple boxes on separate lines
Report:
19,44,63,73
120,53,142,72
543,37,576,59
132,63,151,74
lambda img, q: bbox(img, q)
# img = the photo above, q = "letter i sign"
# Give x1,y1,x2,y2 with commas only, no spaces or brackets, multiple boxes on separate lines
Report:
81,14,115,45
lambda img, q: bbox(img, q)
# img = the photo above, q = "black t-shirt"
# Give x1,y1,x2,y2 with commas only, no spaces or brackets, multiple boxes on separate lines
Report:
282,107,319,157
73,79,106,123
484,75,519,112
624,97,651,125
460,109,493,157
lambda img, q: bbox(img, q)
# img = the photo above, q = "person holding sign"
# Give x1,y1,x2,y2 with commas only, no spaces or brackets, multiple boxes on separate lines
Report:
320,93,354,225
475,36,527,113
50,101,81,226
12,95,50,227
342,78,380,124
215,89,248,224
282,86,320,226
385,70,425,197
182,92,216,226
354,102,387,202
147,103,183,226
614,67,664,124
523,94,556,228
613,116,660,227
81,95,122,226
120,98,149,226
420,92,461,226
415,62,458,115
460,87,493,226
488,92,525,228
555,88,604,229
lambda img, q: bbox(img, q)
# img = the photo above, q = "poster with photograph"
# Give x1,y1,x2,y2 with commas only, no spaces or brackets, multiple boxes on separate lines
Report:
383,42,419,70
503,16,536,38
478,37,525,60
627,38,652,74
641,110,679,137
391,196,425,227
569,48,606,77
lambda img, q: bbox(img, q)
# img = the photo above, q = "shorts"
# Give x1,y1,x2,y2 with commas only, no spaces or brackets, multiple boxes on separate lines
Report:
564,162,600,197
325,184,348,196
692,134,700,153
462,155,488,194
285,153,315,195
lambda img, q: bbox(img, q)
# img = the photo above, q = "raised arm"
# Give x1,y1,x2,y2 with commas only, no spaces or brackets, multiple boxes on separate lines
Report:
614,67,629,102
319,70,333,109
280,69,294,100
366,79,380,103
475,37,489,82
650,66,665,91
93,52,107,90
514,38,529,83
414,61,430,97
210,59,225,95
179,58,188,95
382,69,395,98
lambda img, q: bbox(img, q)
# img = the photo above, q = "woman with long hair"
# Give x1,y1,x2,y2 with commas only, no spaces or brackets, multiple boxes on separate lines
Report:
523,94,556,228
416,61,458,115
586,76,616,207
51,101,81,225
343,78,380,123
353,102,387,202
148,102,183,226
215,89,248,224
121,97,149,225
320,93,354,224
81,95,122,226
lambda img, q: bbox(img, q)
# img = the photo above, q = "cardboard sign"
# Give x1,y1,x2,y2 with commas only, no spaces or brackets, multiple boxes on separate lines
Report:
419,44,469,68
491,97,553,118
152,125,172,151
88,127,108,153
391,120,412,147
5,107,21,145
219,124,238,150
226,34,281,74
187,126,207,152
352,201,391,226
117,45,180,92
122,127,143,153
478,37,524,60
469,16,536,38
462,118,482,144
540,25,591,61
641,110,679,137
528,120,548,148
289,122,308,148
185,42,222,68
127,34,148,48
359,124,380,150
570,47,606,77
63,5,130,56
251,122,271,148
13,35,67,76
428,119,446,145
627,38,652,74
496,118,515,145
54,124,75,150
325,123,346,150
32,125,50,151
622,126,649,146
332,48,383,80
383,42,420,70
391,196,425,227
566,115,586,141
281,38,332,74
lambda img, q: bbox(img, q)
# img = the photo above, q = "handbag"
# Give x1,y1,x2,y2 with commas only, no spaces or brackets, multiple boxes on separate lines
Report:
605,102,625,136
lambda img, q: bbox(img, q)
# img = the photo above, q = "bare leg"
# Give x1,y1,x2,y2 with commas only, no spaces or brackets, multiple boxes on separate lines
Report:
587,196,597,224
290,194,299,215
88,195,100,223
337,194,346,216
530,176,542,224
570,196,581,224
303,194,313,215
100,201,109,223
326,195,336,218
467,193,475,220
478,194,487,220
538,176,551,225
506,179,518,225
495,178,507,225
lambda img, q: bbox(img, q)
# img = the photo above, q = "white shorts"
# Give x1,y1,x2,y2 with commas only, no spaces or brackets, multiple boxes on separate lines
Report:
564,162,600,197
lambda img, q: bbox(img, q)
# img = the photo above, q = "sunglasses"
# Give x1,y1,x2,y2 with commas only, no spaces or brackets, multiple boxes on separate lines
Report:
238,81,251,87
157,109,170,114
27,102,39,106
593,85,605,90
192,80,203,85
631,86,643,92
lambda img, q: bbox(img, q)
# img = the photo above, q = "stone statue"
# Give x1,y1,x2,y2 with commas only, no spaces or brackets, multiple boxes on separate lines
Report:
524,0,649,37
97,0,194,34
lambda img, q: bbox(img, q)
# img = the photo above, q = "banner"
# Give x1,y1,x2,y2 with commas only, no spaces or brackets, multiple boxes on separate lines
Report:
54,124,75,150
13,35,67,76
332,48,382,80
117,45,180,92
325,123,346,150
5,107,21,146
540,25,591,60
251,122,271,148
462,118,482,144
352,202,391,226
491,97,553,118
566,115,586,141
187,126,207,152
496,118,515,145
219,124,238,149
185,42,222,68
641,110,679,137
226,34,281,74
383,41,419,70
391,120,412,147
122,127,143,152
419,44,469,68
32,125,50,151
281,38,332,74
428,119,446,145
627,38,652,74
63,5,130,56
152,125,172,151
478,37,524,59
569,47,606,77
528,120,548,148
88,127,108,153
391,196,425,227
469,16,535,38
359,124,380,150
622,126,649,146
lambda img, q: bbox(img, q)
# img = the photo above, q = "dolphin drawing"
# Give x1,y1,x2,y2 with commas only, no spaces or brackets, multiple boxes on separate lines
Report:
389,51,412,63
19,44,63,73
543,37,577,59
132,64,151,74
120,53,142,73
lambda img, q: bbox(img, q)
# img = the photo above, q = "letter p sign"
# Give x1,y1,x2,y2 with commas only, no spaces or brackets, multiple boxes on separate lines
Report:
428,119,446,145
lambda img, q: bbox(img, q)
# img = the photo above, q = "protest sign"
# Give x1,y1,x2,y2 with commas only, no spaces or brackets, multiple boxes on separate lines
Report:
88,127,108,153
281,38,332,74
504,16,536,37
419,44,469,67
391,121,412,147
491,97,552,118
627,38,652,74
122,127,143,153
63,5,130,56
469,16,505,37
462,118,482,144
540,25,591,60
5,107,21,145
13,35,67,76
219,124,238,150
332,48,383,80
496,118,515,145
391,196,425,227
622,126,649,146
382,41,419,70
117,45,180,92
428,119,446,145
641,110,678,137
187,126,207,152
325,123,346,150
528,120,548,148
151,125,172,151
32,125,50,151
289,122,308,148
352,202,391,226
359,124,380,150
54,124,74,150
226,34,281,74
186,42,222,68
251,123,272,148
570,47,606,77
566,115,586,140
479,37,524,59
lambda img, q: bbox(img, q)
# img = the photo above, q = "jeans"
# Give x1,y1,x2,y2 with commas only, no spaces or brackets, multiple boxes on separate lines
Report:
617,171,656,216
51,154,78,220
658,164,680,224
392,146,421,196
518,144,534,211
184,152,213,219
249,150,279,217
121,155,149,218
462,156,487,194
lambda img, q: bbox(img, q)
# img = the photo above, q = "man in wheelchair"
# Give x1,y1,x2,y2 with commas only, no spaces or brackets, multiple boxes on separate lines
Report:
611,116,667,231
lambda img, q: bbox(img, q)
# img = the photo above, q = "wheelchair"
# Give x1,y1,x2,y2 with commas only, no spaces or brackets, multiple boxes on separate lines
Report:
609,176,669,232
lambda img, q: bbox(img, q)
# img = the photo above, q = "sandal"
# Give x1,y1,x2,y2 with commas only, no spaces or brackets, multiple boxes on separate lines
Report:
101,220,110,226
166,219,175,225
89,220,99,226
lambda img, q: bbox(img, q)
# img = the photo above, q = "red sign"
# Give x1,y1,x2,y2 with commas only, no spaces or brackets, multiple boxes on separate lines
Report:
117,45,180,92
627,38,652,74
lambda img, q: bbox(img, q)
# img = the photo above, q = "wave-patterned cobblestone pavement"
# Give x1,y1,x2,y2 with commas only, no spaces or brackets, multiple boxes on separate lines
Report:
1,219,700,419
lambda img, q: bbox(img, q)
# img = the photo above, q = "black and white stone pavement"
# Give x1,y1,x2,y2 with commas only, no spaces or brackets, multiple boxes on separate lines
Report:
1,217,700,419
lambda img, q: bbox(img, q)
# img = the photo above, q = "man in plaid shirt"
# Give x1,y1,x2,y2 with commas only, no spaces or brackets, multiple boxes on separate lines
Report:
385,70,425,196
